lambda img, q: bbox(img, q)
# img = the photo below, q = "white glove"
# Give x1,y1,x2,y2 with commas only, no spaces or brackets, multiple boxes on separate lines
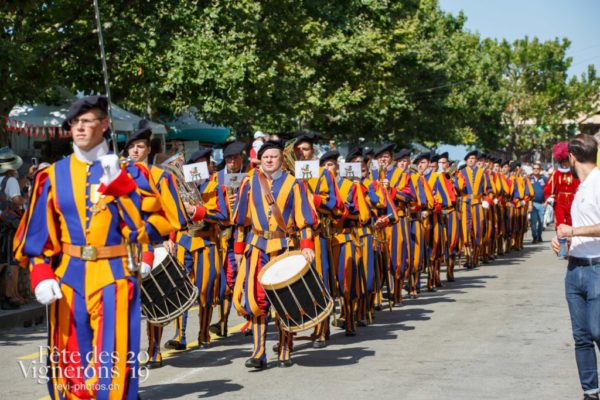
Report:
421,211,429,218
482,200,490,209
520,200,526,206
140,262,152,279
547,196,555,205
35,279,62,305
99,154,122,185
493,198,499,205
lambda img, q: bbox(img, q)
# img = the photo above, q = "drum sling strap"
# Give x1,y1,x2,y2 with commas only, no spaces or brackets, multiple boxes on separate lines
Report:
257,171,291,235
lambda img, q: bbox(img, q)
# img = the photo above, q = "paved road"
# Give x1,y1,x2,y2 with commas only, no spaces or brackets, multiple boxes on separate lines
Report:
0,237,584,399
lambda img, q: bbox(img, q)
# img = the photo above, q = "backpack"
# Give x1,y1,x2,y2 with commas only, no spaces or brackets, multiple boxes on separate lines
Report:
0,176,23,231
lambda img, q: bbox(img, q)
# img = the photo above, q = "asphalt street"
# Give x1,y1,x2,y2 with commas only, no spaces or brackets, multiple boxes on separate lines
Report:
0,235,584,400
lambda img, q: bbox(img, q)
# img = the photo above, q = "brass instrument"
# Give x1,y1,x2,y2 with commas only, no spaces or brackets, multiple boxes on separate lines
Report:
283,139,297,175
444,160,460,180
160,154,205,235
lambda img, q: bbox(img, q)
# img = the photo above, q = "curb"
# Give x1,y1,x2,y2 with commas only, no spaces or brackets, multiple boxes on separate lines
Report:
0,303,46,331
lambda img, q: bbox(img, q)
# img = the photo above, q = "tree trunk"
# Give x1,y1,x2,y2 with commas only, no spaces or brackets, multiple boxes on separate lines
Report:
0,100,16,148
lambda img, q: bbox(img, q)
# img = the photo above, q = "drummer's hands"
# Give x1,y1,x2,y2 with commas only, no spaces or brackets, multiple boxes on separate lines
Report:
302,248,316,264
140,262,152,279
228,193,237,207
381,178,390,188
163,239,176,256
234,254,243,268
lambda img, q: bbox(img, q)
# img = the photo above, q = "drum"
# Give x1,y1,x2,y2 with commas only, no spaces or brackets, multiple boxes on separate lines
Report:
258,251,333,333
140,246,198,326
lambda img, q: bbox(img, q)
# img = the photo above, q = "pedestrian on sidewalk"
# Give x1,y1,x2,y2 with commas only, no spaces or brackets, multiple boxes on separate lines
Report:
529,163,547,243
552,133,600,400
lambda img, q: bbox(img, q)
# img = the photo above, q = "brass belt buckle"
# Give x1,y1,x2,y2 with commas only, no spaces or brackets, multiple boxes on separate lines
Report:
80,245,98,261
263,231,273,240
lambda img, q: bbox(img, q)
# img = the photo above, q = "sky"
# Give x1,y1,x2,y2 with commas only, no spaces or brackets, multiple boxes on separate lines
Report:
437,0,600,79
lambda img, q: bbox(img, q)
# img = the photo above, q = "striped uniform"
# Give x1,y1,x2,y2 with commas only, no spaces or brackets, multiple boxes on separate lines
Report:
14,154,178,400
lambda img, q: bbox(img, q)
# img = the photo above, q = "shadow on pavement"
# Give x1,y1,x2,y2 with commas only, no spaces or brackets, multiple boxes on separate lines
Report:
139,379,243,399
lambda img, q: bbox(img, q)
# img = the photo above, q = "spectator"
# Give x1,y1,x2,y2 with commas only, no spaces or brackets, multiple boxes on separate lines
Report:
149,137,169,165
249,131,267,167
0,148,26,309
529,162,547,243
552,133,600,400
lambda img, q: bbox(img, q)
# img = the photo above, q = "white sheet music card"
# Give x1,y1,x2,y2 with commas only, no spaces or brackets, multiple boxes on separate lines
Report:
371,159,380,170
339,162,361,179
295,160,320,180
182,162,210,182
224,173,245,188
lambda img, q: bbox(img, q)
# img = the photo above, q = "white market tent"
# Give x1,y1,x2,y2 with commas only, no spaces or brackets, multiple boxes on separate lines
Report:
6,95,166,139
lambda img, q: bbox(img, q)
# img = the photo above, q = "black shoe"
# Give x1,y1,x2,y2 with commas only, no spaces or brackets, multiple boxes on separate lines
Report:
164,340,186,351
357,320,367,327
583,393,599,400
393,301,403,307
482,259,490,264
331,319,345,328
345,330,357,336
278,360,293,368
416,288,421,294
436,281,444,288
313,340,327,349
447,276,455,282
410,294,417,299
1,299,20,310
537,237,543,243
532,238,538,244
244,329,252,336
245,357,267,369
427,287,437,292
209,323,228,337
145,360,163,369
198,342,211,349
374,305,382,311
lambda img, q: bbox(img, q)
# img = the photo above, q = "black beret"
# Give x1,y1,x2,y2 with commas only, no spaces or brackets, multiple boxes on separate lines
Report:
187,147,212,164
345,146,363,163
319,150,340,166
438,152,449,160
257,140,284,160
509,161,521,171
413,151,431,163
477,152,487,159
500,160,510,167
294,132,318,146
464,150,478,161
394,148,411,160
430,153,441,163
374,143,395,158
124,126,151,150
493,158,502,164
364,148,375,157
223,141,246,158
62,95,108,130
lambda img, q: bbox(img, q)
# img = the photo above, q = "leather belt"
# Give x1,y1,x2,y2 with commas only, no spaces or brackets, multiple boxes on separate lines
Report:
62,242,128,261
251,228,287,240
568,256,600,267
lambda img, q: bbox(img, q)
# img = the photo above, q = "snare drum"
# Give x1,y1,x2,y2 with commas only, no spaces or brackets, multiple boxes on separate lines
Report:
141,246,198,326
258,251,333,333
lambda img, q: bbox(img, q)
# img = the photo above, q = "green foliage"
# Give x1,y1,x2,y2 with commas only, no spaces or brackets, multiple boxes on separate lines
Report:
1,0,599,154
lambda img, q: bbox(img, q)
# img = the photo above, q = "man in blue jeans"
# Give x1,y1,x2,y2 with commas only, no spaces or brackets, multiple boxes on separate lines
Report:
552,133,600,400
529,163,547,243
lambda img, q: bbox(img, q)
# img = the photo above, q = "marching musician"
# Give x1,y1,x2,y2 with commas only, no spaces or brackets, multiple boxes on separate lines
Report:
374,145,413,304
293,133,345,348
13,96,180,399
320,150,370,335
455,151,493,269
346,147,397,320
232,140,317,369
424,153,454,289
167,148,230,350
410,152,439,294
437,152,462,282
124,125,189,369
544,141,580,228
209,141,248,338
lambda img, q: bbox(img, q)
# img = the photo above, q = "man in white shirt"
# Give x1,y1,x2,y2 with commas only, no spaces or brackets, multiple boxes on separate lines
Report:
552,133,600,400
